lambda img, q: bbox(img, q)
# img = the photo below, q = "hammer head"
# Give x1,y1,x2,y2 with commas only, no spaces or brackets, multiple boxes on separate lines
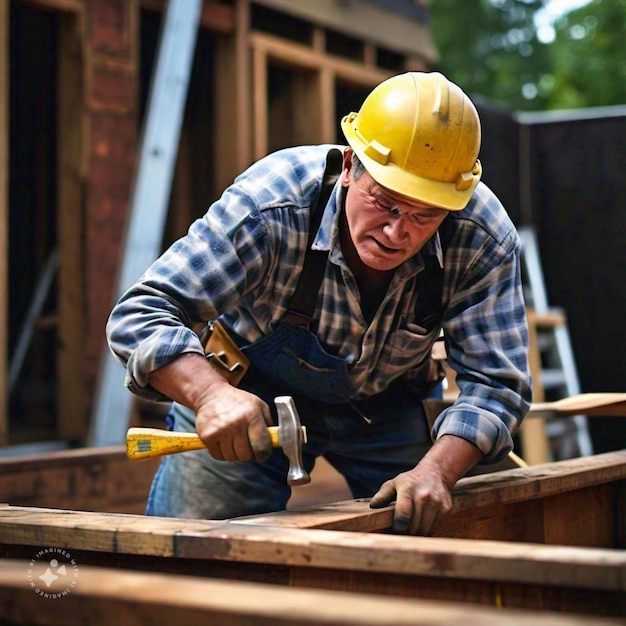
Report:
274,396,311,486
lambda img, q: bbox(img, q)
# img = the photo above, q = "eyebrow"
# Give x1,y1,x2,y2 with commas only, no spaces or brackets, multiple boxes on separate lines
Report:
369,182,446,217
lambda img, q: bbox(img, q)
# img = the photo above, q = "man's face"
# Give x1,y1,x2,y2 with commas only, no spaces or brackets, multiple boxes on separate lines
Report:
341,153,449,272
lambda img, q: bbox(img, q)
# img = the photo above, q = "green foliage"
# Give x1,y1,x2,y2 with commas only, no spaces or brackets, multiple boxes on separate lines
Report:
549,0,626,108
429,0,626,111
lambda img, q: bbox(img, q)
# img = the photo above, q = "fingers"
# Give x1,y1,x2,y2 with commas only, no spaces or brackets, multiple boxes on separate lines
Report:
196,391,272,462
369,481,397,509
371,474,452,536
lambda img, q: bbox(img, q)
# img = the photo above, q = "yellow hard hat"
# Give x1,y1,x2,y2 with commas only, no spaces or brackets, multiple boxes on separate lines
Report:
341,72,482,211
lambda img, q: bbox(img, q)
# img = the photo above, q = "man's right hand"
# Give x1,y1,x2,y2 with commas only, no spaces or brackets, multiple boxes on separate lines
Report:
148,353,273,462
195,384,273,462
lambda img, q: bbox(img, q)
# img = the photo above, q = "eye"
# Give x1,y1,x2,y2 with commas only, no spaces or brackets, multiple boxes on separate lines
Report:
372,195,395,214
409,213,433,226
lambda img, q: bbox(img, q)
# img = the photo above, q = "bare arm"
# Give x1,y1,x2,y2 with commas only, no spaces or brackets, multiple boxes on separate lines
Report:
369,434,482,535
148,353,273,462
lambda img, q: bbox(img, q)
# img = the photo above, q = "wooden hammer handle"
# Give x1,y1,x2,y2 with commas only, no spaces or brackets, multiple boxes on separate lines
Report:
126,427,281,461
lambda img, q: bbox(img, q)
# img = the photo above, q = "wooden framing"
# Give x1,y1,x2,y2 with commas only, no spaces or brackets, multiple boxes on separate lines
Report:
249,30,391,160
1,451,625,618
2,0,436,447
56,3,87,439
2,560,619,626
213,0,252,193
0,445,158,514
0,0,8,445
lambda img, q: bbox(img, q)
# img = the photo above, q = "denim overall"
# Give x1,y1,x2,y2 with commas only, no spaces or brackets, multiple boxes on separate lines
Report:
146,151,437,520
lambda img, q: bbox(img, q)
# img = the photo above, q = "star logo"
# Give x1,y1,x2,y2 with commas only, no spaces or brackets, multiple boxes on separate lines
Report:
38,568,58,588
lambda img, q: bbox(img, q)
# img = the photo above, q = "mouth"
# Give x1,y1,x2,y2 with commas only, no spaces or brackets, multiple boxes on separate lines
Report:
372,238,402,254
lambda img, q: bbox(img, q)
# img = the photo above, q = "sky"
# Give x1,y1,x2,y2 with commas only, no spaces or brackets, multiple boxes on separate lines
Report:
535,0,594,42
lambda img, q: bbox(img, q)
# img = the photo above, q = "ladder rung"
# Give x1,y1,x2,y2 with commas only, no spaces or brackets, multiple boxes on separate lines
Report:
541,369,568,389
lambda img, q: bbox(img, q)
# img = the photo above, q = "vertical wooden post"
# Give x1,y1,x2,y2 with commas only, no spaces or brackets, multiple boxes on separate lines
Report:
0,0,8,446
252,46,268,161
520,308,551,464
57,8,86,440
214,0,251,192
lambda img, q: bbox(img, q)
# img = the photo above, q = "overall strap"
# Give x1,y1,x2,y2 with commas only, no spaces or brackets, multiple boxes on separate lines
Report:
414,216,452,322
282,148,343,329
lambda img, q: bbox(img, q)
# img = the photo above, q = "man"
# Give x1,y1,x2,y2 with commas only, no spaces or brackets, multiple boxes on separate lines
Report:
107,71,531,535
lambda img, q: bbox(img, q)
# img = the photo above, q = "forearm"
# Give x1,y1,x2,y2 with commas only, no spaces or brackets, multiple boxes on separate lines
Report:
148,353,229,414
419,434,483,487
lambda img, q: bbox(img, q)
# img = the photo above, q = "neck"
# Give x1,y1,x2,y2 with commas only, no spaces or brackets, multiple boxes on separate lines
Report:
338,209,394,323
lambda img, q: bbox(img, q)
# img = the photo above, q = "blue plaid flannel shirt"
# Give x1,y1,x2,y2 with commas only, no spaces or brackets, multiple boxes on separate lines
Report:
107,144,531,463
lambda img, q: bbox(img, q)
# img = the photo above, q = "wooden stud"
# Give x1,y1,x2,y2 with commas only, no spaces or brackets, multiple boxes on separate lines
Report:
519,307,552,464
57,6,87,440
0,0,8,445
214,0,252,192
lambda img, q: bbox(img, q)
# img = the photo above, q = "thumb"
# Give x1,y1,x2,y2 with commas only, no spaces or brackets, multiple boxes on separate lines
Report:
369,480,397,509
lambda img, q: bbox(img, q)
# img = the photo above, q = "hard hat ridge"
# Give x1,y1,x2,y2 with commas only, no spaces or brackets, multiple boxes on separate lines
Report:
341,71,482,211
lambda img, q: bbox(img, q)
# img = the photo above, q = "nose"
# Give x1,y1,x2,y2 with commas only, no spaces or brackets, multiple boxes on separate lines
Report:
382,215,409,243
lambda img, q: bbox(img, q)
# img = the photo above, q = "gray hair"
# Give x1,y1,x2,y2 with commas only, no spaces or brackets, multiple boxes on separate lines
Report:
350,152,366,181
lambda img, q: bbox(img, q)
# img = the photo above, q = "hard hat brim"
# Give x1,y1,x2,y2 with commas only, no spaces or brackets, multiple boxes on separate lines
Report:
342,117,480,212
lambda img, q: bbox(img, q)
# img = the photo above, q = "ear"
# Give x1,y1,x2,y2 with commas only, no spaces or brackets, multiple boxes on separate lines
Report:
340,148,354,187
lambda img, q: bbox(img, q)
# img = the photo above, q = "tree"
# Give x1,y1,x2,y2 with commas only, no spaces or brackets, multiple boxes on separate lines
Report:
548,0,626,108
429,0,626,111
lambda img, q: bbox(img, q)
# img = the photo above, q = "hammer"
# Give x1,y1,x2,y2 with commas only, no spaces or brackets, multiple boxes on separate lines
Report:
126,396,311,485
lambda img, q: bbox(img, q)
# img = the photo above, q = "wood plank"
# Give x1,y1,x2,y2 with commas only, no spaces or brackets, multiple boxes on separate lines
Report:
0,0,8,445
57,6,88,439
1,560,617,626
251,31,390,86
1,505,625,617
214,0,252,192
252,0,437,62
140,0,235,34
0,446,159,514
236,451,626,543
521,306,551,464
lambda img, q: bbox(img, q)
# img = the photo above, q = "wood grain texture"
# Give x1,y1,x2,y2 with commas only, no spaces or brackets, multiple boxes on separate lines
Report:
0,446,158,513
2,559,619,626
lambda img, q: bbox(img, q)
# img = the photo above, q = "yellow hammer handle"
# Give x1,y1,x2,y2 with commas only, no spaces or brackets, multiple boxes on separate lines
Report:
126,426,280,461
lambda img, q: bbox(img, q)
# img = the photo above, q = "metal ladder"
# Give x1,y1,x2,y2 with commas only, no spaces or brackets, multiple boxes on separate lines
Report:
519,226,593,460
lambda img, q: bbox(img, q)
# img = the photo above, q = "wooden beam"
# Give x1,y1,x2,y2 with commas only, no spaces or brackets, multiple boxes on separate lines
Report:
1,559,617,626
0,0,8,446
251,31,390,86
251,0,437,63
140,0,235,34
520,307,551,463
0,445,159,514
1,503,625,617
57,5,87,440
237,451,626,547
214,0,252,191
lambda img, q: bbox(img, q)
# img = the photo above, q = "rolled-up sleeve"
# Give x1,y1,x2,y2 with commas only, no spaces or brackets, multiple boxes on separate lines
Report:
106,185,270,402
432,220,532,463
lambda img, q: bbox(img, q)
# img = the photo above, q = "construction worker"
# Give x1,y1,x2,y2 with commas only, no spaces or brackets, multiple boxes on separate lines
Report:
107,72,532,535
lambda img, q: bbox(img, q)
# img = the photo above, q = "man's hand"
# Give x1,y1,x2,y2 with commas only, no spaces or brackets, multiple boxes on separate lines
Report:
148,352,273,463
369,465,453,535
195,384,273,462
369,435,483,535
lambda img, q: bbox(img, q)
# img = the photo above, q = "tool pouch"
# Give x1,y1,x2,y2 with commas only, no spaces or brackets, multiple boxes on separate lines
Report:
202,320,250,387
